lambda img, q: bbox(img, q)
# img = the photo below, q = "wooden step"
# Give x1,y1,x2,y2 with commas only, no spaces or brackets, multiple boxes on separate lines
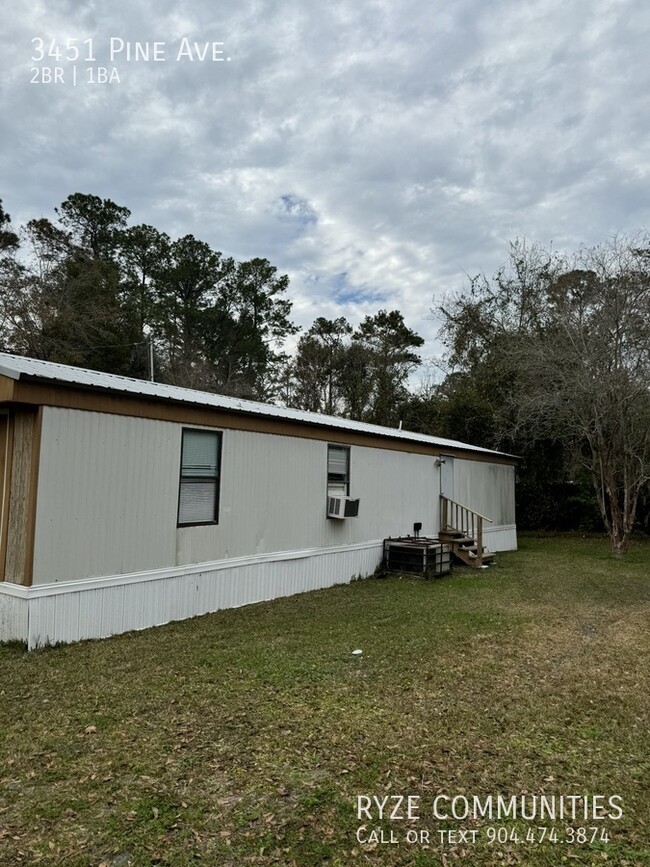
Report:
448,543,495,569
465,550,495,562
440,532,475,545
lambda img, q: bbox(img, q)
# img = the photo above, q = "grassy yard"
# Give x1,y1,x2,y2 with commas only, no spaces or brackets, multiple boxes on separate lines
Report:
1,535,649,867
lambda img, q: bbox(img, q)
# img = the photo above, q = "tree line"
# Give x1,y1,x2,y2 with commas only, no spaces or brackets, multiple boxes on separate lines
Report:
0,194,298,398
1,196,649,552
0,195,423,418
430,238,650,554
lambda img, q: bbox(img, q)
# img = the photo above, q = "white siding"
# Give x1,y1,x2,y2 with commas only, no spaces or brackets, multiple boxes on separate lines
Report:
178,428,438,565
33,408,178,585
34,408,439,584
453,460,516,527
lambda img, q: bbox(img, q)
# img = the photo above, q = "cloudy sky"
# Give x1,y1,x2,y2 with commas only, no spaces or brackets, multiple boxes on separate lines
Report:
3,0,650,367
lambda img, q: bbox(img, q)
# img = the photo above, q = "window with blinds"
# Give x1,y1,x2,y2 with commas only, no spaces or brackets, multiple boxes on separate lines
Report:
177,429,222,526
327,444,350,496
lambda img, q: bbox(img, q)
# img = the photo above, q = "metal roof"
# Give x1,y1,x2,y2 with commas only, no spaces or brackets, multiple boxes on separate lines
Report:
0,352,516,459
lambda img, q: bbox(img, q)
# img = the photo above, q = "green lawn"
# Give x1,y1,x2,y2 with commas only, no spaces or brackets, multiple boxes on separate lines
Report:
1,535,649,866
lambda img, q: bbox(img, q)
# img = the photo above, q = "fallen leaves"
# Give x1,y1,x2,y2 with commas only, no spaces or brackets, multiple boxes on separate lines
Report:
0,537,648,865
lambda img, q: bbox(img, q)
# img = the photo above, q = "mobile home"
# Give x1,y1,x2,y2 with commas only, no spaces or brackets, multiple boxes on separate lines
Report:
0,354,517,649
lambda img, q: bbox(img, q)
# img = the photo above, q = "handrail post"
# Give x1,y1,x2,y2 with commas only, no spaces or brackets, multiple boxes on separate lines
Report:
439,494,492,568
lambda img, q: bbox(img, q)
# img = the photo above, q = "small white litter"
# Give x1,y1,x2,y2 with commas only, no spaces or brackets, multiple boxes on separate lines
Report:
352,649,363,655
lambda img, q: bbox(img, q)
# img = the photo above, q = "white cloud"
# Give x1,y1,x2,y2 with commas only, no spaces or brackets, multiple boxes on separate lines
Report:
2,0,650,358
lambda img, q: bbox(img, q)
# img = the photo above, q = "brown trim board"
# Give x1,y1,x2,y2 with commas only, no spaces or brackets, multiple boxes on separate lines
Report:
0,376,15,404
3,408,38,586
0,413,15,582
23,406,43,586
2,376,518,466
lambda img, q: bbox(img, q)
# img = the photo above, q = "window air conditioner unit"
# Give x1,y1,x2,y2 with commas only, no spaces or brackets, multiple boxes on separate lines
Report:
327,496,360,519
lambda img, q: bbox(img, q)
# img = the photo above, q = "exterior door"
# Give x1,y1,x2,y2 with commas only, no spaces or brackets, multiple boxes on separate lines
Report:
440,455,454,499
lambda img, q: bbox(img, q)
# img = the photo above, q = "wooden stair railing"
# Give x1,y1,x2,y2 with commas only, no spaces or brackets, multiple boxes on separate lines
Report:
440,495,493,568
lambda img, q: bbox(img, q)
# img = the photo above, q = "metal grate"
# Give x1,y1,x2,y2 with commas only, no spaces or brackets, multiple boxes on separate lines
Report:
383,537,452,578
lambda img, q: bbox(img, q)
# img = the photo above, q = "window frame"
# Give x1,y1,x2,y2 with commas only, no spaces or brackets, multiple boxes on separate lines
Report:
176,427,223,528
327,443,351,497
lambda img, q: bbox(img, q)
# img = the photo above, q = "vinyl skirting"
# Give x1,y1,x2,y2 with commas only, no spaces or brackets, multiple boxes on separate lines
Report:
0,540,385,650
0,526,517,650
